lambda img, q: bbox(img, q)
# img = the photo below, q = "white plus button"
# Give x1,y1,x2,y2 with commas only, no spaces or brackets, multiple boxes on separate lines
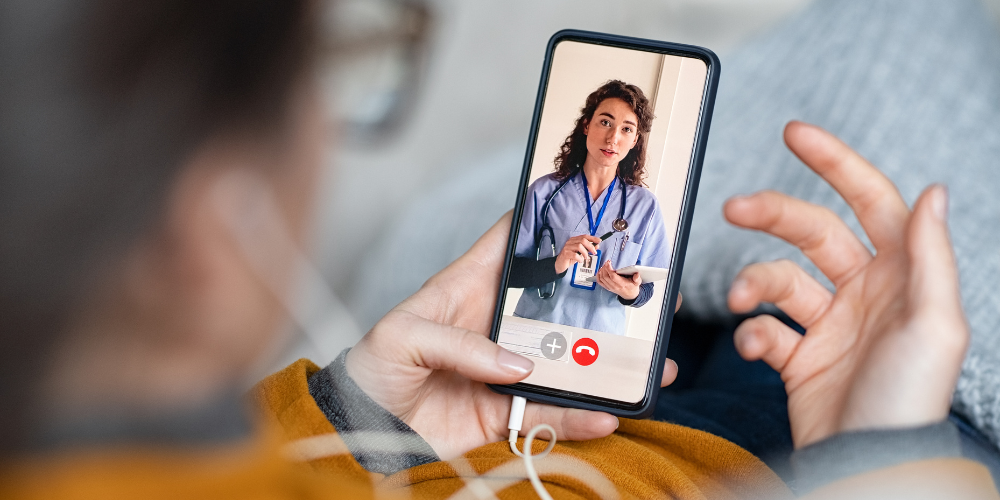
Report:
546,339,562,354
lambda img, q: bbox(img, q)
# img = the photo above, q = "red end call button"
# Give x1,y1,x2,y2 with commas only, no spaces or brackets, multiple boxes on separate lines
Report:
572,338,599,366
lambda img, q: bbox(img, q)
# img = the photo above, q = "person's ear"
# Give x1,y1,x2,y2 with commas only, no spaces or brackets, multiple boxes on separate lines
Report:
210,169,269,252
115,164,289,373
583,118,590,136
208,169,295,285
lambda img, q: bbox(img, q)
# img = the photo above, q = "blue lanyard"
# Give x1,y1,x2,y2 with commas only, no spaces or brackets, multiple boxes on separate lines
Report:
582,174,616,236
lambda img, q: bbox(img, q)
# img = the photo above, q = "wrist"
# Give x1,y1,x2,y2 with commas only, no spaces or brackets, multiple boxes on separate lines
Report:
833,379,956,444
554,259,568,274
791,420,961,494
309,350,440,474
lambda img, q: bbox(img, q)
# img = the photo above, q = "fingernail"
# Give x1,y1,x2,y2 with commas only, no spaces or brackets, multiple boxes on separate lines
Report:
497,348,533,375
728,194,755,207
734,324,757,353
730,278,749,299
932,184,949,221
614,417,620,430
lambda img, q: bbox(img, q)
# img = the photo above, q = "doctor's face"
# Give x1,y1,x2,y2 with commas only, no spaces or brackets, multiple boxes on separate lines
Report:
583,98,640,170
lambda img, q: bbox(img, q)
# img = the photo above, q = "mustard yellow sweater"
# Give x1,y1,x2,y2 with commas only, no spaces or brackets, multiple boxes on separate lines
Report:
2,359,996,499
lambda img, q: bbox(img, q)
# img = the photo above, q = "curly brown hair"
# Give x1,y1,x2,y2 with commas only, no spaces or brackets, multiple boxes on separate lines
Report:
552,80,654,186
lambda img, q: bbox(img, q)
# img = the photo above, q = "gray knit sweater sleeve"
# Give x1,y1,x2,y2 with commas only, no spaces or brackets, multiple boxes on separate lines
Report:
307,349,439,475
791,421,962,494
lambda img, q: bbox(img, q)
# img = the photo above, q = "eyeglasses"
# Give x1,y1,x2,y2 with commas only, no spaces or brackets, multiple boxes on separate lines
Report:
319,0,432,146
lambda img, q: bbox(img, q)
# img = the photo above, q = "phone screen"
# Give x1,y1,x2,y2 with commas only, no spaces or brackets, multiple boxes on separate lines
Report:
494,35,712,406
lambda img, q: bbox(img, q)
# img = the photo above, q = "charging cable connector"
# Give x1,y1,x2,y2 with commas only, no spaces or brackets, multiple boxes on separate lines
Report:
507,395,527,454
507,395,556,500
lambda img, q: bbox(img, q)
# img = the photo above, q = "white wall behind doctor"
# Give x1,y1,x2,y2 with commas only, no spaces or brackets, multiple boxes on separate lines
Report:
527,42,662,186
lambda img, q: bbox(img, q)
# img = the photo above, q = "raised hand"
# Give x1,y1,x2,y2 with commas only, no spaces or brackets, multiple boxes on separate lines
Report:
345,212,679,460
724,121,968,448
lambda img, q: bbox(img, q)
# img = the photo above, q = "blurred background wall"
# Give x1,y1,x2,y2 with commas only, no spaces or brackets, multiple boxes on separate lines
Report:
270,0,1000,372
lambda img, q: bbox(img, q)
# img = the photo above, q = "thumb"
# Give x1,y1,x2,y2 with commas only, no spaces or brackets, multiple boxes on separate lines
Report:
906,185,968,347
377,311,535,384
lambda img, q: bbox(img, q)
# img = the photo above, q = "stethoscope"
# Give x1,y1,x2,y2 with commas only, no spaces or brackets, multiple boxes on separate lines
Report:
536,169,629,298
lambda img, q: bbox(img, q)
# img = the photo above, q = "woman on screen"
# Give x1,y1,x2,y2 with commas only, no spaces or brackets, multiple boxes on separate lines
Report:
508,80,671,336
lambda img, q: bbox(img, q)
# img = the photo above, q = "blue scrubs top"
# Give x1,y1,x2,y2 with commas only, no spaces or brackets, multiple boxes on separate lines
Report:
513,172,672,335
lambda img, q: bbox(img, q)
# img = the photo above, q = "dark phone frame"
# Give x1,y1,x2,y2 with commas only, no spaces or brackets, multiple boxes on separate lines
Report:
487,29,721,418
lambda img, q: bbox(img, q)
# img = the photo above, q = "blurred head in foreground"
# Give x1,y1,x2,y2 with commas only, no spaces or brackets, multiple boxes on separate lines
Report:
0,0,320,454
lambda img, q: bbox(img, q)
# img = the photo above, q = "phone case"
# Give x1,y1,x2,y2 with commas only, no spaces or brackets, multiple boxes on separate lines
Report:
488,29,721,418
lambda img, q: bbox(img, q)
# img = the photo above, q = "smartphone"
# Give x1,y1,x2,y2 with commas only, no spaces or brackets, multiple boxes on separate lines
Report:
488,30,720,418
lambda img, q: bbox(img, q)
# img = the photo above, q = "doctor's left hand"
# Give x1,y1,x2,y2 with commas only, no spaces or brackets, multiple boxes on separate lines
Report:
345,212,679,460
596,261,641,300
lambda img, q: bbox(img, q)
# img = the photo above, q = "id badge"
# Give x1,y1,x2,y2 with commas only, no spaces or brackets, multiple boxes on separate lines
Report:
570,249,601,290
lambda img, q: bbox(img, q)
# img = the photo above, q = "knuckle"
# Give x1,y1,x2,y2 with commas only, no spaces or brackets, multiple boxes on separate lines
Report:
745,314,768,333
851,183,890,215
741,317,775,348
369,311,416,349
770,259,803,281
798,225,832,254
800,206,845,250
756,189,785,202
816,204,841,221
455,327,489,355
755,191,788,215
370,311,402,338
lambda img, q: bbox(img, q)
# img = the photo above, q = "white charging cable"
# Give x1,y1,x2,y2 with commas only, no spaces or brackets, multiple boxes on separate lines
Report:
508,396,556,500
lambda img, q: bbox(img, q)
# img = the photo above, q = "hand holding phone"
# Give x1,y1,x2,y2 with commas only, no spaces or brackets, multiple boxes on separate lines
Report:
345,213,681,460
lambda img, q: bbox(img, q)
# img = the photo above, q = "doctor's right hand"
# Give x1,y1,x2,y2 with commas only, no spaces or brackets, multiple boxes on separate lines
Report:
554,234,602,274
